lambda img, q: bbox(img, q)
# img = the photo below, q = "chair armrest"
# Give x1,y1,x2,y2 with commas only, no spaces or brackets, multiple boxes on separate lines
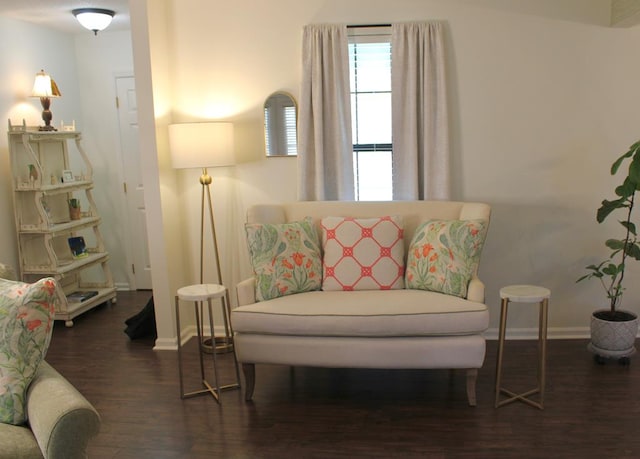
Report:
236,278,256,306
26,361,101,459
467,276,485,303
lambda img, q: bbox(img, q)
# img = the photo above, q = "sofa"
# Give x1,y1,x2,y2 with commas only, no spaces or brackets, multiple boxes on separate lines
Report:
0,268,101,459
0,361,101,459
232,200,491,406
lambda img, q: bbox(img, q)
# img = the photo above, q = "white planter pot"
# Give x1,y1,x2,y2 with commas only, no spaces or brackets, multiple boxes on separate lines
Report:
590,309,639,356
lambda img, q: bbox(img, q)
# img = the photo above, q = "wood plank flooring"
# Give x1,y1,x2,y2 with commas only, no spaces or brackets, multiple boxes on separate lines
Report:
45,291,640,458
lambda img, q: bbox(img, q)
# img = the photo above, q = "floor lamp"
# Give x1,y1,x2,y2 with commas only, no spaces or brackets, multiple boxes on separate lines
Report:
168,122,235,353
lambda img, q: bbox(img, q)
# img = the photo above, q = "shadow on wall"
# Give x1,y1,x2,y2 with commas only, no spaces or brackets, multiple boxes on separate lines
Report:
480,200,607,329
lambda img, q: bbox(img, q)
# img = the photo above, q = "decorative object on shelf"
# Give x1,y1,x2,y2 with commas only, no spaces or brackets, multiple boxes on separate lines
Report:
31,70,61,132
59,120,76,132
68,236,88,259
168,121,235,353
28,164,38,183
68,198,81,220
577,139,640,364
66,290,98,304
72,8,115,35
62,170,74,183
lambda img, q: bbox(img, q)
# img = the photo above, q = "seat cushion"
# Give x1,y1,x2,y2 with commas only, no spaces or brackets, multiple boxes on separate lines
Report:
231,290,488,337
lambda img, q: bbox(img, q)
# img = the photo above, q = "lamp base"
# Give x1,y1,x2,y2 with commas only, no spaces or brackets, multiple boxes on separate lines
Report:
38,125,57,132
202,336,234,354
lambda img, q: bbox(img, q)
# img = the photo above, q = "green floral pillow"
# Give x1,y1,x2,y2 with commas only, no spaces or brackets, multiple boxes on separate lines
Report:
245,217,322,301
405,219,487,298
0,277,57,425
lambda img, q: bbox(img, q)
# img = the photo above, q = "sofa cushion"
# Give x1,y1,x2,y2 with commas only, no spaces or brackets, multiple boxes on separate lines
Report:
0,278,56,425
321,216,404,291
405,219,487,298
245,218,323,301
232,289,489,337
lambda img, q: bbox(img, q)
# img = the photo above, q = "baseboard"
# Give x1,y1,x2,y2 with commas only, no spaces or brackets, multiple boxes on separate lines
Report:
115,282,131,291
153,337,178,351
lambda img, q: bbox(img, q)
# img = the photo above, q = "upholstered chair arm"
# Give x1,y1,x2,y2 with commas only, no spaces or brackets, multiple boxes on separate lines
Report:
236,278,256,306
466,276,485,303
26,361,101,459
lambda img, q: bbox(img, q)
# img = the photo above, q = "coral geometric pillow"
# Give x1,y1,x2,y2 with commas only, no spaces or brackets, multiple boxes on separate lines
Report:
0,277,57,425
321,216,404,291
405,219,487,298
245,217,322,301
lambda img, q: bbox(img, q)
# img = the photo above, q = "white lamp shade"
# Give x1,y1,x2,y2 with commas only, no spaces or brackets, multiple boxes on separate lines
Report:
168,122,235,169
32,71,60,97
73,9,114,33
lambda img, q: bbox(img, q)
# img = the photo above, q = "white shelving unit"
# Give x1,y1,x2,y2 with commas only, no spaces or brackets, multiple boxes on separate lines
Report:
7,120,116,326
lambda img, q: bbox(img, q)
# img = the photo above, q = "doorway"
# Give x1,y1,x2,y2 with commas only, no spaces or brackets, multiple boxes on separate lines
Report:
116,75,152,290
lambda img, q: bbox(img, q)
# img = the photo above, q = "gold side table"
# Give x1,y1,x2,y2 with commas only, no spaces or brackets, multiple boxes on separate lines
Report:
174,283,240,402
495,284,550,410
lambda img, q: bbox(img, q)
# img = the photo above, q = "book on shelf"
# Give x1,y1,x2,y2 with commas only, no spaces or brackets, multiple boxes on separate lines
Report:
68,236,88,258
66,290,99,303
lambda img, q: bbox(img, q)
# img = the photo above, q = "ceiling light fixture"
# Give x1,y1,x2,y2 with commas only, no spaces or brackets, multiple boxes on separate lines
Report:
72,8,115,35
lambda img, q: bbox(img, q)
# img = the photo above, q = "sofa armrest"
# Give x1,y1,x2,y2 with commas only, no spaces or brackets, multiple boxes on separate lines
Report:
467,276,485,303
237,278,256,306
26,361,101,459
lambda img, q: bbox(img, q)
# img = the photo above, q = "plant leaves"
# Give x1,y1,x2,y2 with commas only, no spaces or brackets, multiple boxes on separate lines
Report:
597,198,626,223
620,220,637,236
612,148,635,174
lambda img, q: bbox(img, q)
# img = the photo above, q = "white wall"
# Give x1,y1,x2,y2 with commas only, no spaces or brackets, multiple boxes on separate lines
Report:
0,17,83,270
0,17,137,291
74,31,135,289
147,0,640,344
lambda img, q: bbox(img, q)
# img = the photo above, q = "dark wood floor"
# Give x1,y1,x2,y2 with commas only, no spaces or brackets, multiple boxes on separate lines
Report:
45,290,640,459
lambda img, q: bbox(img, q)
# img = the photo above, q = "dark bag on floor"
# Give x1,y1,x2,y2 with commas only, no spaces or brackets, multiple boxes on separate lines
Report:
124,296,157,340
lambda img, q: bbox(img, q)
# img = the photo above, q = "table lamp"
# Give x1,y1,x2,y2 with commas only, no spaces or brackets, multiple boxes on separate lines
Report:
31,70,61,131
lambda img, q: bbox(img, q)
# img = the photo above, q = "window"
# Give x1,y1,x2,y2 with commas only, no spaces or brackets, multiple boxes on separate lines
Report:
348,27,392,201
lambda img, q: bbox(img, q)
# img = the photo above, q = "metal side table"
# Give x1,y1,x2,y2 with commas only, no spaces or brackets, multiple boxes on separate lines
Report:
495,284,550,410
174,283,240,402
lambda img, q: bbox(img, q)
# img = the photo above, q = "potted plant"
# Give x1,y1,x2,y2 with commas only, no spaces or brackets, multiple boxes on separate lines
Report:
578,139,640,364
68,198,81,220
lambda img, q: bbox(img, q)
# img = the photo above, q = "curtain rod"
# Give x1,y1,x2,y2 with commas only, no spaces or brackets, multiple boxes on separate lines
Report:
347,23,391,28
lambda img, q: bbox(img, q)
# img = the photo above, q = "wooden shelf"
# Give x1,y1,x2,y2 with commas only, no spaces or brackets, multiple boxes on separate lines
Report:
22,252,110,276
20,215,101,233
8,121,114,326
56,287,117,327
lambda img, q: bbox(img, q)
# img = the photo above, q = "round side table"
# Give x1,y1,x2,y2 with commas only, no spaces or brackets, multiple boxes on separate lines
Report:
495,284,550,410
174,283,240,402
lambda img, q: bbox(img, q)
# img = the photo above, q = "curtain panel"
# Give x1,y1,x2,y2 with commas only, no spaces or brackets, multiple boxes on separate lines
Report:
298,24,355,201
391,22,451,200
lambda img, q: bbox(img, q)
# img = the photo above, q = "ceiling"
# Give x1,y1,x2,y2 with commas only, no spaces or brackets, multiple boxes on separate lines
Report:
0,0,130,34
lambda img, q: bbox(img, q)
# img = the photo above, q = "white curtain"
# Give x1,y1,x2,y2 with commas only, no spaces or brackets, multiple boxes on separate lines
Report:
298,24,355,201
391,22,450,200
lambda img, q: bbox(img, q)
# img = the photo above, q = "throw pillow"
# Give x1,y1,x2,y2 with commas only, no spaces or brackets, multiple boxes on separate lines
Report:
405,219,487,298
321,216,405,291
0,277,57,425
245,217,322,301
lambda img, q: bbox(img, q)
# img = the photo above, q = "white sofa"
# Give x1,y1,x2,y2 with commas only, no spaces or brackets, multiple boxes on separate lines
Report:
233,201,491,406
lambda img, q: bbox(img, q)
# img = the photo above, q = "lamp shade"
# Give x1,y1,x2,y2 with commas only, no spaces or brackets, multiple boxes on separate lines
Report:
168,122,235,169
31,70,61,98
72,8,115,34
